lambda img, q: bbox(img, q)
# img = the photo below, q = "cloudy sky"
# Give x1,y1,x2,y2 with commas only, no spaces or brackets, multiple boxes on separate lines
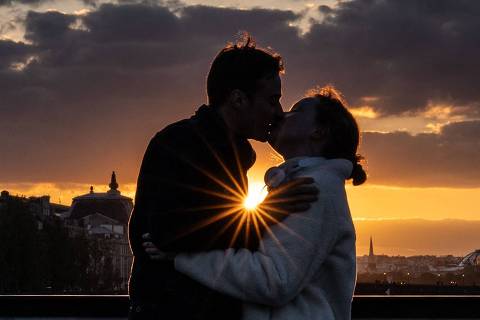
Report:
1,0,480,255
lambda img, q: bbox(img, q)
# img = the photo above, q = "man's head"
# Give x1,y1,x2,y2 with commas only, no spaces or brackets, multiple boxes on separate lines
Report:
207,35,284,142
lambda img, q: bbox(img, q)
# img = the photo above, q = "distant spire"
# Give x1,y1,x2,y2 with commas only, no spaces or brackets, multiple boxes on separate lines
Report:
90,186,94,194
369,236,374,257
367,235,377,272
109,171,119,191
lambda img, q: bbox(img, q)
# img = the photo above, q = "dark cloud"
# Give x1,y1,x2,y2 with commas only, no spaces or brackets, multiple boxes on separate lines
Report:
0,0,48,6
0,39,36,68
81,0,98,6
0,3,300,183
0,0,479,187
360,120,480,187
295,0,480,115
25,10,77,44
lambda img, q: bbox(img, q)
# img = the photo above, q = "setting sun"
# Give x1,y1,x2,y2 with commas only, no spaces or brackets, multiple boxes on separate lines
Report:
243,182,268,210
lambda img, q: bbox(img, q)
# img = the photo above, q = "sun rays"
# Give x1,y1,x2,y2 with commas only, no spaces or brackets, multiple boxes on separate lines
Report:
176,171,308,254
166,135,310,260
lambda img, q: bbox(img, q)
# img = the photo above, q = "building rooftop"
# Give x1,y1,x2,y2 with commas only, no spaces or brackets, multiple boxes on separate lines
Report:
68,172,133,224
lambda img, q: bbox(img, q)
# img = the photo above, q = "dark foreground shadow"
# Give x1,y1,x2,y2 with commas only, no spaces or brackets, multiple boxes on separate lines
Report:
2,295,480,319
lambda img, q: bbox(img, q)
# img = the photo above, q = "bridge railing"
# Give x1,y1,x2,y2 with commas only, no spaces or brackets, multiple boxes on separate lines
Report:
1,295,480,318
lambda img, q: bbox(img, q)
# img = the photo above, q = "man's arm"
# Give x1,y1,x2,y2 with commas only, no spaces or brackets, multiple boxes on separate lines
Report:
128,130,173,257
259,177,319,219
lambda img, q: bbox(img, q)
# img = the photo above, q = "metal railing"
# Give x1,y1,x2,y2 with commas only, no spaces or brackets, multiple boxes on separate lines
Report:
1,295,480,318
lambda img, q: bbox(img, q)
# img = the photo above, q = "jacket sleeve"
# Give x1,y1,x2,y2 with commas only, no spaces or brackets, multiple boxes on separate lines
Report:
174,189,340,306
130,126,208,254
128,130,179,257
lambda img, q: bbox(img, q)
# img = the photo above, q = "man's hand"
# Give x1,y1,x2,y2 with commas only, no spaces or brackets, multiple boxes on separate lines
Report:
142,233,174,261
261,177,319,213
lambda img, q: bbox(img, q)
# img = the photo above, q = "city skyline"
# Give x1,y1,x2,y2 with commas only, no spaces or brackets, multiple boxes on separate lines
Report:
5,181,480,257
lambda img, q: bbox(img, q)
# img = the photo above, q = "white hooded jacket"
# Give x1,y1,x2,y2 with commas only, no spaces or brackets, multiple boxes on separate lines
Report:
175,157,357,320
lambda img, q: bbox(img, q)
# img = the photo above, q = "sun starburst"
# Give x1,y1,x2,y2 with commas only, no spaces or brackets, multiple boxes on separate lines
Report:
243,182,268,210
166,137,305,259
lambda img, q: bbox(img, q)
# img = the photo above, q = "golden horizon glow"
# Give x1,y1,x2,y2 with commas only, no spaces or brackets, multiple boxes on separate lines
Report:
0,182,137,205
4,180,480,220
4,179,480,217
4,179,480,256
2,138,480,258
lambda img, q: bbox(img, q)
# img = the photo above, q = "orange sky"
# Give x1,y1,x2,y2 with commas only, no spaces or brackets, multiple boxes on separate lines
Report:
2,109,479,257
3,140,480,257
5,175,480,222
2,0,480,257
5,178,480,256
5,138,480,222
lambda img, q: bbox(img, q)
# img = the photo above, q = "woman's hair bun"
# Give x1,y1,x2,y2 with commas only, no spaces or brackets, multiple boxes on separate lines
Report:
351,163,367,186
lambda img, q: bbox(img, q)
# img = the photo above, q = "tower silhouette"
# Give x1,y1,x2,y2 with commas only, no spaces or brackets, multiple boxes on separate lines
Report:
369,236,374,257
368,236,377,272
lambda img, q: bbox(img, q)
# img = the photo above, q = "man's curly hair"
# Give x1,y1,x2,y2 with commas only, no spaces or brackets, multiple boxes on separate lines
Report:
207,32,284,106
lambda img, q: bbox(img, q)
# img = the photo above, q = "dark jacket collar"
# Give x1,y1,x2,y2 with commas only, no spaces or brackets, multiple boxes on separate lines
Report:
192,104,256,171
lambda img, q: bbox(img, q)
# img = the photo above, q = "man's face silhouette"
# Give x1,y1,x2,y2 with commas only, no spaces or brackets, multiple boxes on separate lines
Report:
246,74,283,142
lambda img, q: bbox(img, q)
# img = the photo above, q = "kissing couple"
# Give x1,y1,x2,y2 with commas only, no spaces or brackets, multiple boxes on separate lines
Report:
128,34,367,320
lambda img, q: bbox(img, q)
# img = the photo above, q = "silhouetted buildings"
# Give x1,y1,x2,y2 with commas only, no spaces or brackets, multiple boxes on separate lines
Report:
1,172,133,293
0,190,69,230
64,172,133,290
356,236,480,289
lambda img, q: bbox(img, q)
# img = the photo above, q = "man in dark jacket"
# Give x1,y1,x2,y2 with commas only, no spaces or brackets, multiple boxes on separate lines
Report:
128,38,318,320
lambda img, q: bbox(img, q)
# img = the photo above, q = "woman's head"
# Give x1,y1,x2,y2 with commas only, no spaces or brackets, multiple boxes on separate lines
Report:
269,85,367,185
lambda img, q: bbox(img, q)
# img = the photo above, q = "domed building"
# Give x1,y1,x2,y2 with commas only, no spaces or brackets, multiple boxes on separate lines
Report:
67,171,133,290
69,171,133,226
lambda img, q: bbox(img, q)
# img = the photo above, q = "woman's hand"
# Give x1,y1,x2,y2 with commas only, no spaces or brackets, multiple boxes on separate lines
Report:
142,233,175,261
